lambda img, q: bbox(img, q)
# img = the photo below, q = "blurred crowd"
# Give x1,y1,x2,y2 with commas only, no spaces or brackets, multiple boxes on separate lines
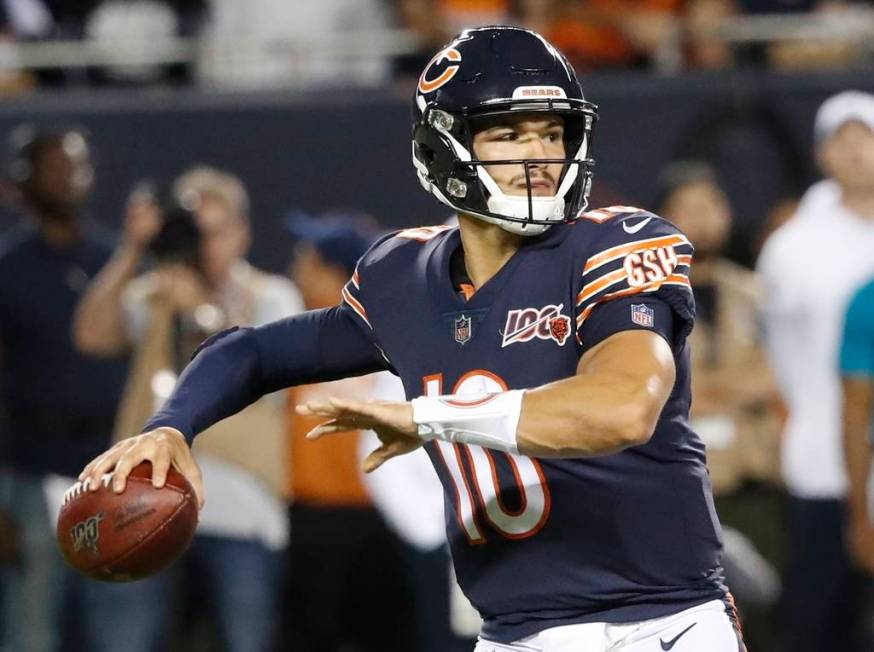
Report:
0,0,872,93
0,38,873,652
0,126,476,651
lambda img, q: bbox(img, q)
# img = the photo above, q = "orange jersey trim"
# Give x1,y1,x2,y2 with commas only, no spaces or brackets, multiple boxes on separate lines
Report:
575,272,690,328
576,268,626,306
662,274,692,289
583,234,690,276
395,224,453,242
341,285,371,329
576,253,693,306
578,205,645,224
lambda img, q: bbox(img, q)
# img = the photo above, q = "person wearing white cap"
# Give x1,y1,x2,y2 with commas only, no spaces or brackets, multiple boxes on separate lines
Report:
758,89,874,652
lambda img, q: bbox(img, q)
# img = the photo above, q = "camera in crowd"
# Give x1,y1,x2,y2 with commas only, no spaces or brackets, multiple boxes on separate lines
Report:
136,180,203,270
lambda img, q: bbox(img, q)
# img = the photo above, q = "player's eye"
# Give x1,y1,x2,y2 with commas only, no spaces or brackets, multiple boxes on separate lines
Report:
495,130,518,142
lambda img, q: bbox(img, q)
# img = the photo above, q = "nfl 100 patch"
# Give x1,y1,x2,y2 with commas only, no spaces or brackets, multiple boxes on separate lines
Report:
501,304,571,348
630,303,654,328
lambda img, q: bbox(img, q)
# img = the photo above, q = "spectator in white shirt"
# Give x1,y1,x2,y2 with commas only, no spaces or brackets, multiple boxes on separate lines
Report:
73,166,303,651
758,90,874,652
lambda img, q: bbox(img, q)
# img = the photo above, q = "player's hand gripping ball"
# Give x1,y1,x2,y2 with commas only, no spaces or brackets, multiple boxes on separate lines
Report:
56,462,198,582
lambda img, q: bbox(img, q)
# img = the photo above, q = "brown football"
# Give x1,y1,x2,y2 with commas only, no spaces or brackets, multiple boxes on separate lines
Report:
56,462,198,582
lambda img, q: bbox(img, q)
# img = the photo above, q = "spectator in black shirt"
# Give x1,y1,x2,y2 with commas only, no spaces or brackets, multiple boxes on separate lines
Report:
0,125,128,652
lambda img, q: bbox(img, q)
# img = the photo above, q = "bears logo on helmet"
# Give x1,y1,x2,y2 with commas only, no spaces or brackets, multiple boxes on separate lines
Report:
418,48,462,95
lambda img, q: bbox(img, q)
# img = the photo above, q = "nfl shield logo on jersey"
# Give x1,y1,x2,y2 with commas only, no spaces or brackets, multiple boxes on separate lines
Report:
454,314,472,345
631,304,654,328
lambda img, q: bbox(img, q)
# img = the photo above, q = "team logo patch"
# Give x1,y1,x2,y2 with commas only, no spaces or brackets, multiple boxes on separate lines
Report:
454,314,472,345
631,304,654,327
549,316,570,345
418,48,462,94
71,512,105,556
502,304,571,348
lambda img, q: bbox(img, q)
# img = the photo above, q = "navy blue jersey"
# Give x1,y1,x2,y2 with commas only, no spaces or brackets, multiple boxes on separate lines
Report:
342,210,724,641
146,206,726,642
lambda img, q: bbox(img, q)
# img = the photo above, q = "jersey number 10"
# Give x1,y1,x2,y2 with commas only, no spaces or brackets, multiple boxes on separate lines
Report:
423,371,552,545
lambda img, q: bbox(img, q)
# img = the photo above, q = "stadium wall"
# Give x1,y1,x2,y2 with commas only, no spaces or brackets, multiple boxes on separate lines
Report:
1,70,871,270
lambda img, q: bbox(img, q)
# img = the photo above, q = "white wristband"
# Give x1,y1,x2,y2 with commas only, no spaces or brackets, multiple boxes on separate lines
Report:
410,389,525,455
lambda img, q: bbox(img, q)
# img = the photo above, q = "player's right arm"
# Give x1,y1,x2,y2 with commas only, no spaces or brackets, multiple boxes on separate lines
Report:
79,288,390,508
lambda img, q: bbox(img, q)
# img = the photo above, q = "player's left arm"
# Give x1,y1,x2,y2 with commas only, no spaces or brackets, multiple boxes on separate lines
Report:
301,326,674,470
301,213,691,470
517,328,674,456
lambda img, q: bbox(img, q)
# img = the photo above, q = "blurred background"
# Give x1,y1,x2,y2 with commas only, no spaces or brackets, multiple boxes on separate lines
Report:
1,1,874,651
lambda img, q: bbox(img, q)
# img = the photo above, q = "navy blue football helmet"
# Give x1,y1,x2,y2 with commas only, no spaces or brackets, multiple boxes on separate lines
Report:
412,26,597,236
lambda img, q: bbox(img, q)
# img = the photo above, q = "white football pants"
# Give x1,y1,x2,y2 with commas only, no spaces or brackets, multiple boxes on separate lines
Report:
474,599,745,652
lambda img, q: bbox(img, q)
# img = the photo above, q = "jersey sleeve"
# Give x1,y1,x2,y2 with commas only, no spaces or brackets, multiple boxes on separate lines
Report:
574,212,694,352
142,303,392,444
840,280,874,378
142,232,409,443
339,227,452,366
341,264,372,330
338,230,399,356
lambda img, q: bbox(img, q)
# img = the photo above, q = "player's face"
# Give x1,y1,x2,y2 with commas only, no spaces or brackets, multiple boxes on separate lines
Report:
472,114,566,197
195,197,250,285
819,120,874,193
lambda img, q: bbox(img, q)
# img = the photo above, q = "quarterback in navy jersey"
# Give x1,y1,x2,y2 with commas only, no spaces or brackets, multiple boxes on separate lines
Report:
80,27,745,651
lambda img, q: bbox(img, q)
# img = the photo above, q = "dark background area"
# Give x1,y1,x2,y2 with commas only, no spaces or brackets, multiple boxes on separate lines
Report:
2,69,870,271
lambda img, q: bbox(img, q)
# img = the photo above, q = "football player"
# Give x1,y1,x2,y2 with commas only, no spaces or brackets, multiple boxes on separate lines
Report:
79,27,744,651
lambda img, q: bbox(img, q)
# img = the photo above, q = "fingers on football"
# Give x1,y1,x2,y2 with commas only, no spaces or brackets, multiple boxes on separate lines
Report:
156,428,205,509
78,455,101,483
84,446,126,491
111,446,152,493
173,455,205,510
150,446,171,490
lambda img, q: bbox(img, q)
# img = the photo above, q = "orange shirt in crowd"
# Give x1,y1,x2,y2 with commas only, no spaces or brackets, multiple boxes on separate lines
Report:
550,0,683,70
287,376,375,507
438,0,510,33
